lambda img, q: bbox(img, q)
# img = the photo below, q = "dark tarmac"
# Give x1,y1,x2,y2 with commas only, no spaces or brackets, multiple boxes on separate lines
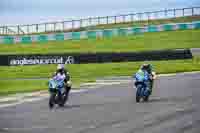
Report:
0,73,200,133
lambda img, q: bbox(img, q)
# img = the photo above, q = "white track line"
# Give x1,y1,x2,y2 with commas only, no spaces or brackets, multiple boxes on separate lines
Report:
0,89,87,108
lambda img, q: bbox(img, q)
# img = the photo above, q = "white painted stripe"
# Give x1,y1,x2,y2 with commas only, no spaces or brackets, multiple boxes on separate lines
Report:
47,34,55,41
0,89,87,108
64,32,72,40
80,31,87,39
31,35,38,42
0,101,25,108
0,97,18,102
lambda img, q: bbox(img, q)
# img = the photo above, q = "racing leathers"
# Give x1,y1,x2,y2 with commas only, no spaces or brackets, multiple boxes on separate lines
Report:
145,64,154,94
134,69,149,86
55,68,71,101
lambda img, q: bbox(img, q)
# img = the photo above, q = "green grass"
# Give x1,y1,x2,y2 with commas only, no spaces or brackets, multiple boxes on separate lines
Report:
1,29,200,55
0,80,48,96
0,57,200,95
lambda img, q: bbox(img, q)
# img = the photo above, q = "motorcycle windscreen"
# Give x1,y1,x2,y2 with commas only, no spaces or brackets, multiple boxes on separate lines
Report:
49,79,57,89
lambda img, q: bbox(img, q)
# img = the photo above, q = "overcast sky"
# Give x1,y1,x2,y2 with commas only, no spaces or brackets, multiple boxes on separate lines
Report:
0,0,200,26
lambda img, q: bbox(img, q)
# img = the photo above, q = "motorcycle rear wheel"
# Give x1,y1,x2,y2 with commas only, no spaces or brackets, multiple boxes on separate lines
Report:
59,86,71,107
143,96,149,102
136,96,140,103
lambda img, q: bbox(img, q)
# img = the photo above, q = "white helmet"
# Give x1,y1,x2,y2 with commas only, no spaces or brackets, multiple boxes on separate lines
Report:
57,64,64,70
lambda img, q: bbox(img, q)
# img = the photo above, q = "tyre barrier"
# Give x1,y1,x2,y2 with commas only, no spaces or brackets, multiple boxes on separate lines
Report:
0,49,192,66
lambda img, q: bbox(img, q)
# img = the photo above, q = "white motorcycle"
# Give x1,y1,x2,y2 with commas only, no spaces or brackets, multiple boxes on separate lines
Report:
48,75,72,109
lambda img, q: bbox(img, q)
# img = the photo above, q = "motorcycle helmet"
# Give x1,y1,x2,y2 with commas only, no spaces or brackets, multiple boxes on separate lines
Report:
141,63,149,70
57,64,64,70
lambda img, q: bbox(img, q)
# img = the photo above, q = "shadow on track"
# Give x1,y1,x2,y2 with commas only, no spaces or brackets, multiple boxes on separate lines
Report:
51,101,122,110
148,96,192,103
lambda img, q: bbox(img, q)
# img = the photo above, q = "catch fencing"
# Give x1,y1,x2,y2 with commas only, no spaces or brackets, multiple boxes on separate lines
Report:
0,6,200,35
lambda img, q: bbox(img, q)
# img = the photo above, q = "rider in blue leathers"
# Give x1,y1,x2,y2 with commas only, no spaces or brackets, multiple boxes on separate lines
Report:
48,71,65,93
48,71,66,108
48,64,71,104
134,65,150,88
134,63,155,95
143,63,155,94
135,68,149,84
55,64,71,101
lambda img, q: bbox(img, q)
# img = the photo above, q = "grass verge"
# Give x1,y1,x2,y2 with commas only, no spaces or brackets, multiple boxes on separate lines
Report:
0,80,48,96
0,57,200,96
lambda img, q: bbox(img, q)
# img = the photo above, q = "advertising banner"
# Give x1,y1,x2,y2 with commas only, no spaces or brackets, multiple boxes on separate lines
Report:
0,49,192,66
8,55,75,66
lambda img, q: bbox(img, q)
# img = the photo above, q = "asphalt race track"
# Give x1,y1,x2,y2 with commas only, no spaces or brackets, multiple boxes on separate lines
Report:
0,73,200,133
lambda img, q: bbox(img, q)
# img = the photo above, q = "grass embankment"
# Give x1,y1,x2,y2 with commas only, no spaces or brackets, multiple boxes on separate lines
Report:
0,57,200,95
0,29,200,55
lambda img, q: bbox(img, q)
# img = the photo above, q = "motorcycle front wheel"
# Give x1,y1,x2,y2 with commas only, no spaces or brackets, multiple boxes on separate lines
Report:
136,84,143,103
49,93,56,109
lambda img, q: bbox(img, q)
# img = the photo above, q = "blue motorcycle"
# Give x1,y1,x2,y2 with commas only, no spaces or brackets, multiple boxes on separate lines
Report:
134,71,152,103
135,81,151,102
48,78,67,109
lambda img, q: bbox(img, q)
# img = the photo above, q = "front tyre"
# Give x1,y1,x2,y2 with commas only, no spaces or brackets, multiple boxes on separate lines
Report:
57,91,64,107
136,84,142,103
49,93,56,109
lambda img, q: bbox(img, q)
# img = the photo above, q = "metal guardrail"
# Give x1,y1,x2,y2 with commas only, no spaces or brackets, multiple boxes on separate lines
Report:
0,6,200,35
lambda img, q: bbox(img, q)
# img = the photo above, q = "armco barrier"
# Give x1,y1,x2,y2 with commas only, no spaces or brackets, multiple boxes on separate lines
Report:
0,21,200,44
193,21,200,28
0,49,192,66
55,34,64,41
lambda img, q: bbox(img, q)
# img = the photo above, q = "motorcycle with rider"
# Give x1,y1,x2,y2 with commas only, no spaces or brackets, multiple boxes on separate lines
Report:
48,64,72,109
134,63,156,102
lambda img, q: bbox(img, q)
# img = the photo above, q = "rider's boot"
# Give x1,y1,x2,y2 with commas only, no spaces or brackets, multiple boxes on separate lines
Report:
149,80,154,95
65,86,71,102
